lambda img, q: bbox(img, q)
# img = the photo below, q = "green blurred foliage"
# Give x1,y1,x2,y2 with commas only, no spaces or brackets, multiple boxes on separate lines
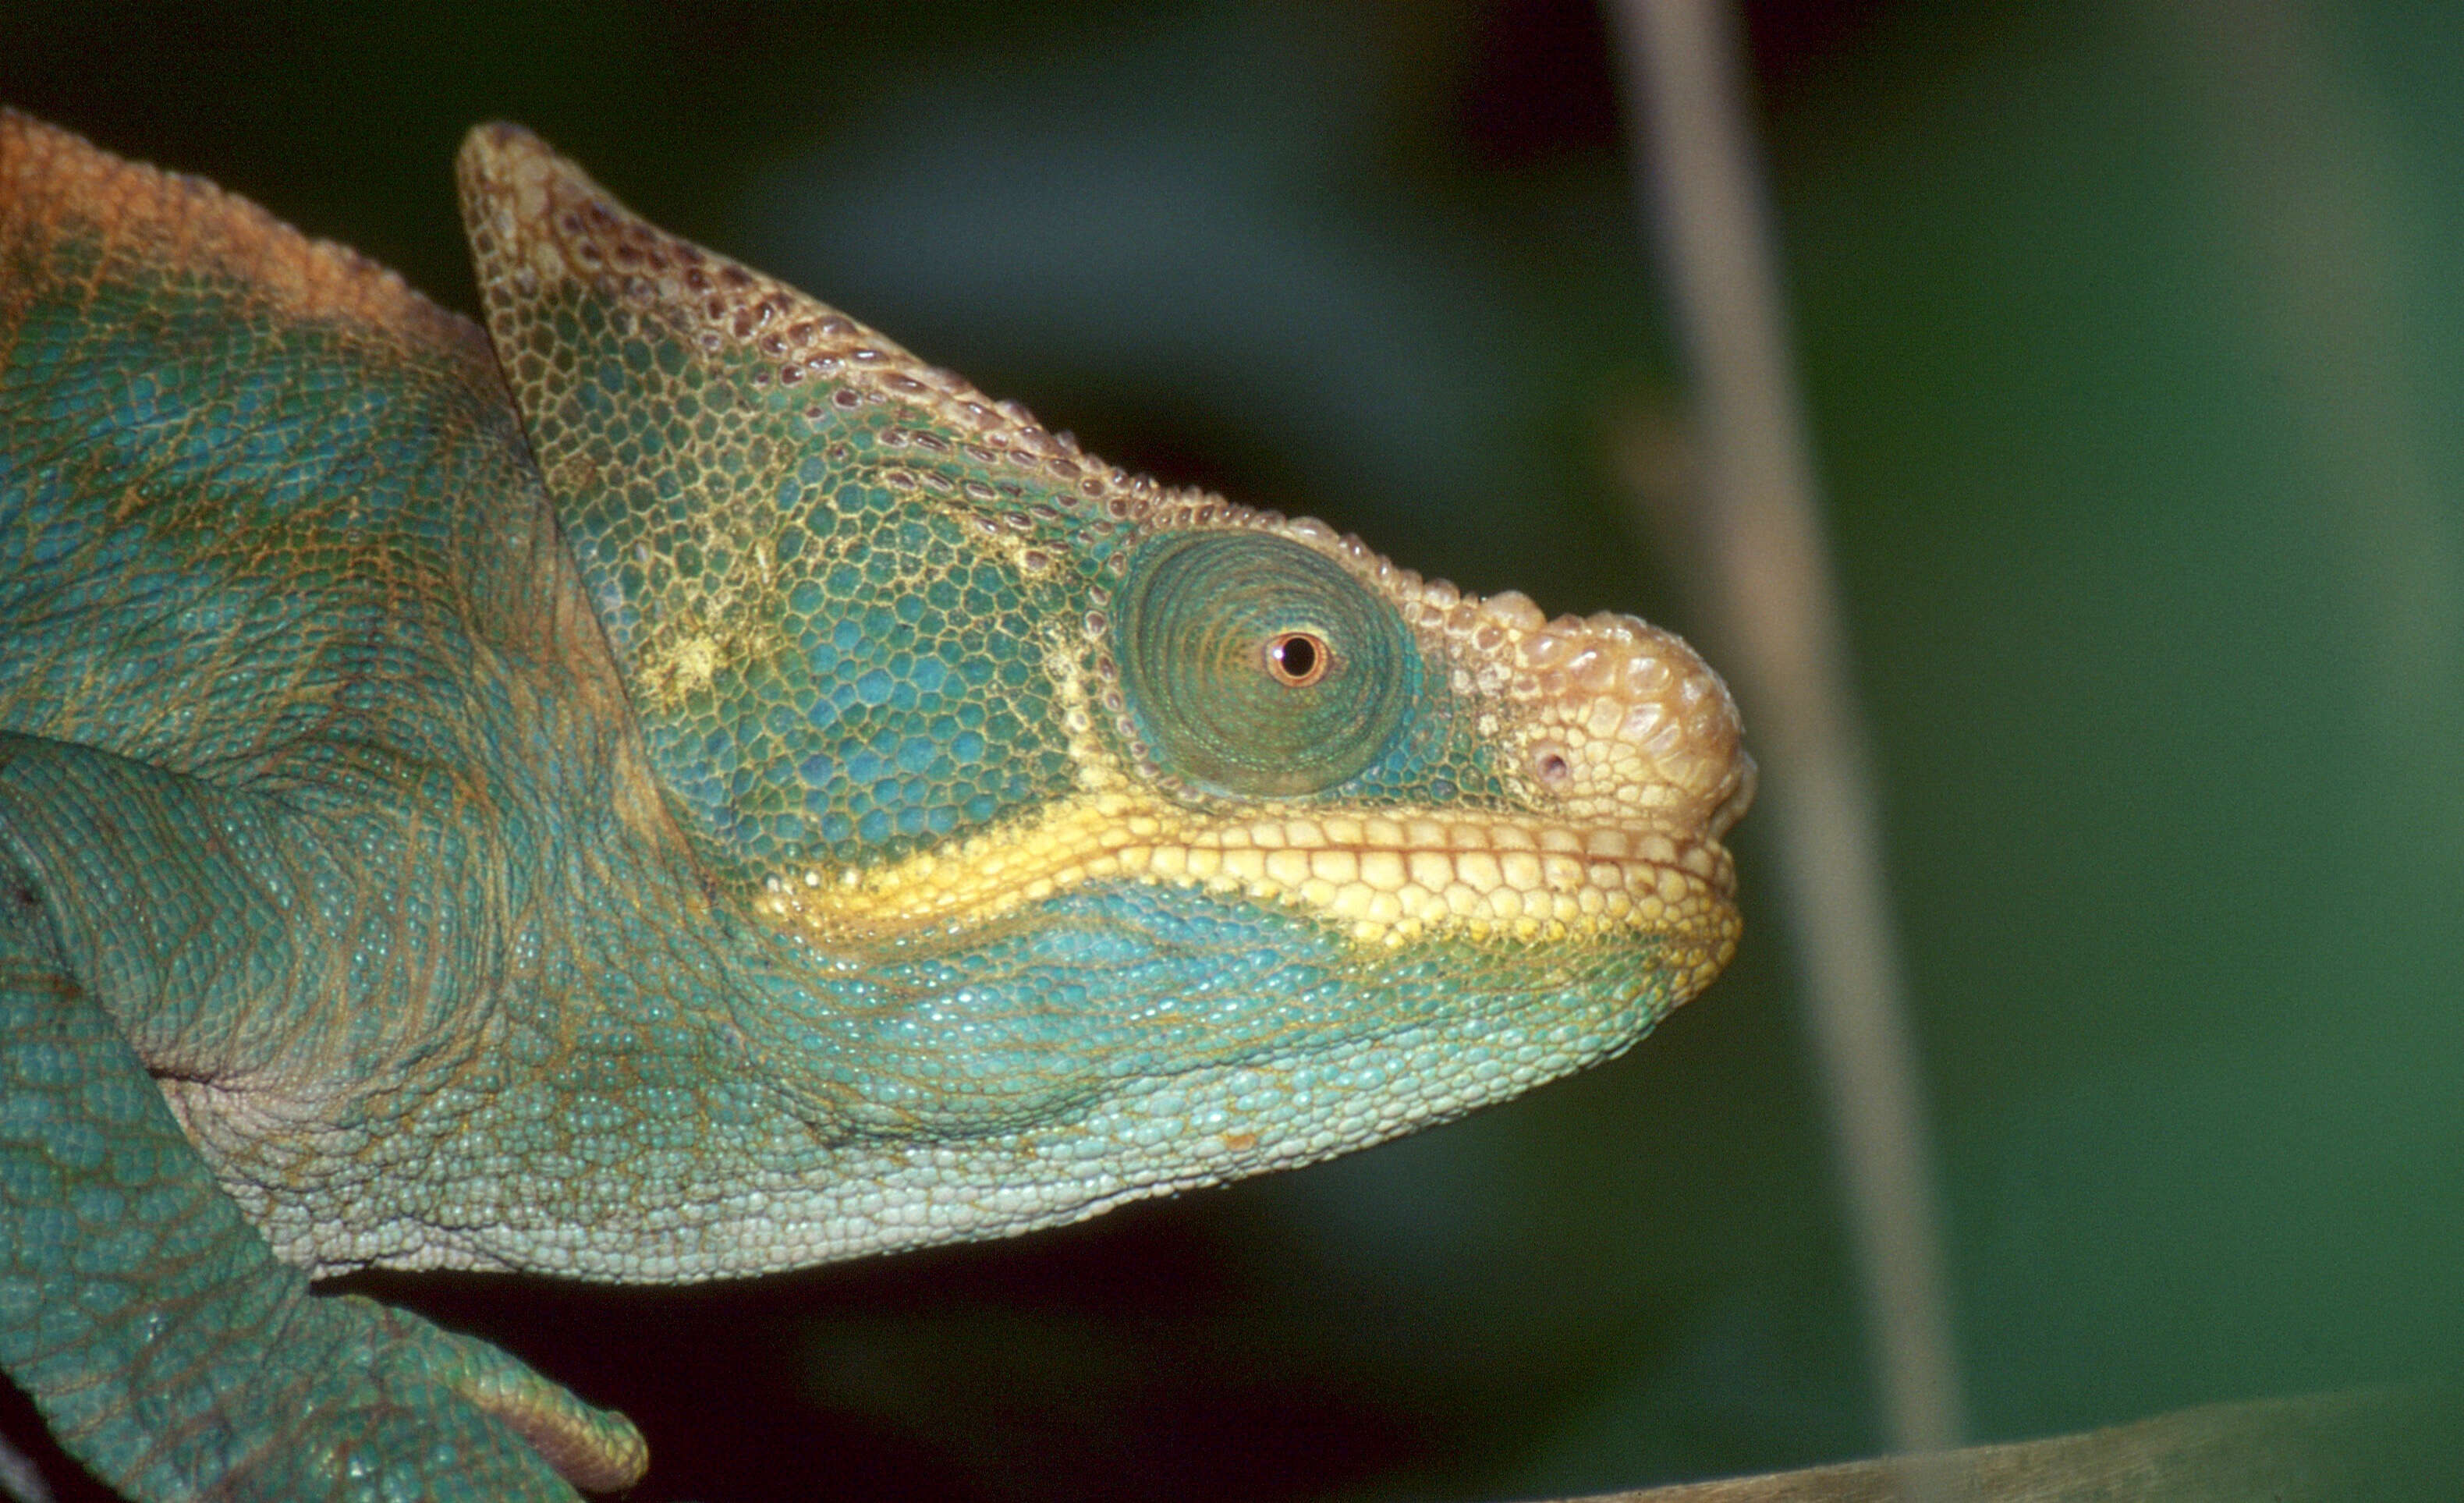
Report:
3,2,2459,1499
1776,0,2464,1447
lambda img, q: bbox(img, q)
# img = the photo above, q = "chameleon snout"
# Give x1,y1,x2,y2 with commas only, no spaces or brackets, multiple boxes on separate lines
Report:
1389,580,1752,896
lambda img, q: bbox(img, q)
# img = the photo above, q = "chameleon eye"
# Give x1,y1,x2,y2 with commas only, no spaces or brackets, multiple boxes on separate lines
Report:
1264,630,1330,687
1118,533,1412,796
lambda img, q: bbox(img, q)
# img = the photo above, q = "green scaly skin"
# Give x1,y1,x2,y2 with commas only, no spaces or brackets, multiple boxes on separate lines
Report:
0,112,1753,1499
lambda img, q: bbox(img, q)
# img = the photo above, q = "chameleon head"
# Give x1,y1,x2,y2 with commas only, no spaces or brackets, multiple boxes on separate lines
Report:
459,125,1751,1239
757,522,1753,972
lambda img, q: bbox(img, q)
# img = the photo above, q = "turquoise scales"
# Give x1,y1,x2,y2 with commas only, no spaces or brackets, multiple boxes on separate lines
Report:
0,112,1752,1500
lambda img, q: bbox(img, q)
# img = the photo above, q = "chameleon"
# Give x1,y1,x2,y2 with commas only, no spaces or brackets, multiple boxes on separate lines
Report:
0,109,1752,1500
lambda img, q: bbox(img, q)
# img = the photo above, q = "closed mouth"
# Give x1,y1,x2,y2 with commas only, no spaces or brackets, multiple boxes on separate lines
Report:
755,790,1741,984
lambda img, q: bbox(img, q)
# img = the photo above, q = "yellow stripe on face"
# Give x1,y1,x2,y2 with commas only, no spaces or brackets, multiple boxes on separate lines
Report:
751,789,1740,991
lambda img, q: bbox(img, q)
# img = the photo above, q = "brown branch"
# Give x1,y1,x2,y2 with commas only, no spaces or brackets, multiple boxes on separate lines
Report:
1535,1389,2464,1503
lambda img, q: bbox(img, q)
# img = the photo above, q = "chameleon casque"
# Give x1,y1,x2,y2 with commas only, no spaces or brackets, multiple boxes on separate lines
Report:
0,110,1752,1499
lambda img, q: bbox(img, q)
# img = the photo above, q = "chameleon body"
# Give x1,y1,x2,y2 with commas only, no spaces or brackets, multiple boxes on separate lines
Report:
0,112,1751,1499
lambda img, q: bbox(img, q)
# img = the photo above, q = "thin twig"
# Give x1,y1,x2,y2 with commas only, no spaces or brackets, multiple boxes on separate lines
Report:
1604,0,1964,1460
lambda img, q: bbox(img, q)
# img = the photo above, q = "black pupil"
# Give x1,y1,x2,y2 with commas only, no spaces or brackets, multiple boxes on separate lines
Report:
1271,634,1319,681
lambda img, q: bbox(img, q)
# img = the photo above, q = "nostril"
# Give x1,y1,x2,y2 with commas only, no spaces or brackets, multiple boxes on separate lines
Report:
1530,743,1573,789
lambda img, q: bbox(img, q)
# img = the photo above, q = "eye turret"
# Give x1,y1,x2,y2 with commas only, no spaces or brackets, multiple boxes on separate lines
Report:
1116,533,1415,799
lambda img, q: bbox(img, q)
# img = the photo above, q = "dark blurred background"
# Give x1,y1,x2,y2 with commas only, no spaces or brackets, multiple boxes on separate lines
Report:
5,2,2462,1498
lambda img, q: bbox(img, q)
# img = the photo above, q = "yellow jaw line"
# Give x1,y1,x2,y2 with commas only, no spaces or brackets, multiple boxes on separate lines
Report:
753,788,1740,987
